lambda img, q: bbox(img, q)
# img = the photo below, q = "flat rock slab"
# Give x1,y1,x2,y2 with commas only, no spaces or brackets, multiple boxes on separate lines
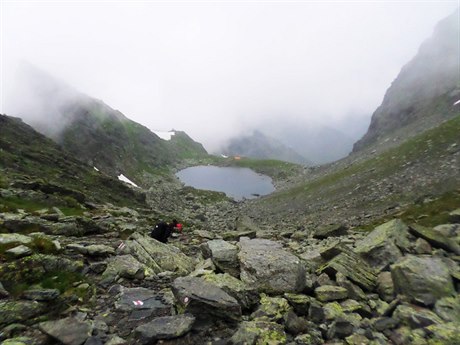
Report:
5,245,32,259
313,224,347,239
39,317,92,345
135,314,195,343
391,255,455,306
0,233,32,246
409,224,460,255
115,287,170,316
172,276,242,323
238,237,306,294
315,285,348,302
22,288,60,301
317,249,377,291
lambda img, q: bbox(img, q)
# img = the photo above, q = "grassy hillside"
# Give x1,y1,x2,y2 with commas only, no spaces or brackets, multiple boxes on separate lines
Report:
58,98,208,184
247,115,460,228
0,115,147,211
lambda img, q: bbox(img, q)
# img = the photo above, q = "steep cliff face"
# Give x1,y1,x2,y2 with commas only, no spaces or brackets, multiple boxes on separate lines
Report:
353,10,460,152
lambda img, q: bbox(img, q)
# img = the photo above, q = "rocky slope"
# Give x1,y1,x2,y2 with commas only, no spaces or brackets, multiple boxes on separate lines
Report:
1,181,459,344
221,131,312,165
353,9,460,153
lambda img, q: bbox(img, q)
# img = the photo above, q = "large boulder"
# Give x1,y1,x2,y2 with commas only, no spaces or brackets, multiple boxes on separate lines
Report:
134,315,195,344
202,272,258,310
125,232,194,275
172,276,242,323
238,237,305,294
202,240,239,277
313,224,347,239
39,317,92,345
355,219,410,271
391,255,455,306
101,255,149,286
0,301,47,327
409,224,460,255
317,248,377,291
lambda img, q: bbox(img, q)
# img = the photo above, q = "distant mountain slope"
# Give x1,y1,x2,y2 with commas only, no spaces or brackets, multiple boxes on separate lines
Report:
247,114,460,228
0,114,146,208
7,64,208,183
222,130,312,165
353,9,460,152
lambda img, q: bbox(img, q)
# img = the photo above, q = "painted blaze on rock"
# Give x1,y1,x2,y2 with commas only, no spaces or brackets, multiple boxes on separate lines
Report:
238,237,306,294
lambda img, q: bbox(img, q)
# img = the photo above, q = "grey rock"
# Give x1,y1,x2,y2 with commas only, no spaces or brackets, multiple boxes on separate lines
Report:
413,238,432,254
114,287,170,317
284,310,312,335
230,320,286,345
126,232,194,275
409,224,460,255
22,288,60,301
355,219,410,271
5,245,32,259
315,285,348,302
101,254,147,286
434,296,460,322
84,244,115,256
202,239,239,277
284,293,313,316
238,237,305,293
327,316,355,339
0,282,10,298
313,224,347,239
376,271,394,302
391,255,455,306
251,294,291,322
202,272,258,310
39,317,92,345
172,276,242,323
84,337,103,345
317,249,377,291
0,300,47,327
393,304,442,328
135,314,195,343
104,336,126,345
0,233,32,246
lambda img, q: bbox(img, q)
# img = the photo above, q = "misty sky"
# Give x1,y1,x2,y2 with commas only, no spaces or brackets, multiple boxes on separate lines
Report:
1,1,458,151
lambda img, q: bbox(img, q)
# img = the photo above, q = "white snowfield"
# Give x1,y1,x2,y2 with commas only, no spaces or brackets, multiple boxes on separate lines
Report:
118,174,139,188
454,99,460,106
153,130,175,141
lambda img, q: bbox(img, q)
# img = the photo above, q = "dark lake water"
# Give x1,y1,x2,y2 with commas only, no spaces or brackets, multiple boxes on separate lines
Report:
176,165,275,201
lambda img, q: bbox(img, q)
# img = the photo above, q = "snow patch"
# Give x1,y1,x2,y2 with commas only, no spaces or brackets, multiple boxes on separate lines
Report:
94,167,99,172
153,130,175,141
118,174,139,188
453,99,460,106
221,154,229,158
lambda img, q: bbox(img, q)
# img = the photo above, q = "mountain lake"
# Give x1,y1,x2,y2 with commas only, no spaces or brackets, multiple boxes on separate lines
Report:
176,165,275,201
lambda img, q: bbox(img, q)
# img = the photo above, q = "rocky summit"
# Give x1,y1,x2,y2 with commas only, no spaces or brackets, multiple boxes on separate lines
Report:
1,10,460,345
